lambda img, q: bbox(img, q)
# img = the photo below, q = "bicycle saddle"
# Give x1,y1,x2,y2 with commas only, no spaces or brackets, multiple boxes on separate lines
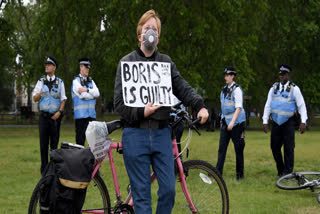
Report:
105,120,123,134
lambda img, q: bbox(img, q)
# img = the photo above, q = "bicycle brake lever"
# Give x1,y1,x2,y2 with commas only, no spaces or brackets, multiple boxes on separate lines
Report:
190,117,202,127
188,117,201,135
193,126,201,136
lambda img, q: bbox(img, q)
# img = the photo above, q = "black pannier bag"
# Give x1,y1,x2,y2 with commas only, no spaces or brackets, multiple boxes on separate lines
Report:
39,144,95,214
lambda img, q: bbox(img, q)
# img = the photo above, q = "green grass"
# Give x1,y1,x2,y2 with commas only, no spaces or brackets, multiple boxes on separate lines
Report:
1,124,320,213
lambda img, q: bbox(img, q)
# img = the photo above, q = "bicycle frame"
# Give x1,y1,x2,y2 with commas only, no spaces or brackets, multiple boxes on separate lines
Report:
84,138,198,213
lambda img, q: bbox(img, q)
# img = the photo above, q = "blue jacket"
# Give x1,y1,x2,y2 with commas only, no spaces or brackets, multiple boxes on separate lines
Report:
39,77,62,114
271,82,296,125
220,83,246,125
72,76,96,119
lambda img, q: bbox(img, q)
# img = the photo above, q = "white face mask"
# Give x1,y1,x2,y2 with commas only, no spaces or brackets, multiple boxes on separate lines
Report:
142,28,158,51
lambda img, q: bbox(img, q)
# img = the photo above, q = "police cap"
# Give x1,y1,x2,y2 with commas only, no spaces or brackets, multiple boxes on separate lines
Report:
45,56,57,68
79,57,91,68
279,64,291,74
224,66,237,75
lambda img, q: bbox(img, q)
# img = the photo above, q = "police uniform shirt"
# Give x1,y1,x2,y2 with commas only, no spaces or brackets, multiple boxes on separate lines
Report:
228,82,243,109
262,81,308,124
72,74,100,100
32,75,67,101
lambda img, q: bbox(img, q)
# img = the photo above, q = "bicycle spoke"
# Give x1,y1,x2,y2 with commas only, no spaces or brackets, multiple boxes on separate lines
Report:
173,160,229,214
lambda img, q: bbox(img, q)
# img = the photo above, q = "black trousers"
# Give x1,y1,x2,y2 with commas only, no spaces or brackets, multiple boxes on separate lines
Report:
271,117,295,175
75,117,95,146
216,122,245,178
39,112,62,173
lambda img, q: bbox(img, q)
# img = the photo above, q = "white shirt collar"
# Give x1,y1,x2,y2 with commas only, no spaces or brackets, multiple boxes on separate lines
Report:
281,81,290,88
227,81,235,88
79,74,87,80
47,75,55,81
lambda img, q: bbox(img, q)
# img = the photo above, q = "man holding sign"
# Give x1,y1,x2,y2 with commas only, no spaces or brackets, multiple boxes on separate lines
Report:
114,9,208,214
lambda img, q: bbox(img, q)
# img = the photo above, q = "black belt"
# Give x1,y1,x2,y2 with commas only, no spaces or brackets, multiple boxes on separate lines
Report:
40,111,54,118
137,119,168,129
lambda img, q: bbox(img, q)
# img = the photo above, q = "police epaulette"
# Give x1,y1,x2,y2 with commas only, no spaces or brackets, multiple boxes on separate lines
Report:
289,82,296,87
286,82,295,92
232,83,239,89
40,75,46,81
273,82,280,94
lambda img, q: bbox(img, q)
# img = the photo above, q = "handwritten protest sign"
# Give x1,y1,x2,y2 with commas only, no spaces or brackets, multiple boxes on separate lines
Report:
121,61,173,107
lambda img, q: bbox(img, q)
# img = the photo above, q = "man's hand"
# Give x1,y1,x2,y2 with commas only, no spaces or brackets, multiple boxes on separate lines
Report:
227,121,234,131
51,111,61,120
263,124,269,133
78,87,88,94
33,92,41,102
299,123,306,134
197,108,209,124
144,101,162,118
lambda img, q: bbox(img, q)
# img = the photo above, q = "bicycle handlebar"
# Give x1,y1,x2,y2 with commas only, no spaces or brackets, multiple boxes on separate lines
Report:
105,103,202,135
170,105,202,136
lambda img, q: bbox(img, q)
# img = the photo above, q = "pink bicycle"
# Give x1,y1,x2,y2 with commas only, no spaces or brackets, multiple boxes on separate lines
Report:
29,106,229,213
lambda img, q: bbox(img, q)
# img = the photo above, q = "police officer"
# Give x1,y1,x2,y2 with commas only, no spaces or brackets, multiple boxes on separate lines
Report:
32,56,67,173
72,58,100,146
262,64,307,177
216,66,246,180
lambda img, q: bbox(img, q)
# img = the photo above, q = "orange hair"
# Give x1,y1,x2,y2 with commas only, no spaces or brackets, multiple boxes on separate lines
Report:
137,10,161,46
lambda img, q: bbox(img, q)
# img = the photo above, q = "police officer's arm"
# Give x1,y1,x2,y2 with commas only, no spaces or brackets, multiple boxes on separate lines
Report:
86,80,100,98
52,81,67,120
227,87,242,131
262,87,273,133
293,86,308,133
227,108,241,131
33,93,41,102
73,79,94,100
32,79,43,102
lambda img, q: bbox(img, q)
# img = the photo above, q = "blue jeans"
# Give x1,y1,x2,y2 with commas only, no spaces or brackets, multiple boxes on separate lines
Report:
122,127,175,214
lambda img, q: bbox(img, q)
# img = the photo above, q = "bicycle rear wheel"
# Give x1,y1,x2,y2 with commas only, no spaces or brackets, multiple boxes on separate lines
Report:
276,171,320,190
173,160,229,214
82,174,111,213
28,174,111,214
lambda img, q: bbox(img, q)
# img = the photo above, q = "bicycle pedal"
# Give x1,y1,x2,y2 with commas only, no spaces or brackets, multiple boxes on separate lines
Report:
117,148,123,154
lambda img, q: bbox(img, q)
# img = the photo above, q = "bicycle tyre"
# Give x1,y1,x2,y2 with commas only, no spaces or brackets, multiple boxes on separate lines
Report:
173,160,229,214
276,171,320,190
28,174,111,214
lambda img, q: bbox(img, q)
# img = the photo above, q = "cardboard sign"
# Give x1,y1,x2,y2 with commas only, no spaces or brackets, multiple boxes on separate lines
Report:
121,61,173,107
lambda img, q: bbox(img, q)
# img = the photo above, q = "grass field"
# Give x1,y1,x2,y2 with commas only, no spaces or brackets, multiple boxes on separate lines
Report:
0,122,320,213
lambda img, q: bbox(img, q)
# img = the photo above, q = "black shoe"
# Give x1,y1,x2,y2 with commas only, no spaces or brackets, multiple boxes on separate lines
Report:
236,174,244,180
277,172,284,178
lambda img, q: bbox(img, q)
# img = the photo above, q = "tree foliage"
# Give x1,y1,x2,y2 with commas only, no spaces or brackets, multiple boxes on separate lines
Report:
1,0,320,118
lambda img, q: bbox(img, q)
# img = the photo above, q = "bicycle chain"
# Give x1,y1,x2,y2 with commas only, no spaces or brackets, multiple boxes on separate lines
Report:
114,204,135,214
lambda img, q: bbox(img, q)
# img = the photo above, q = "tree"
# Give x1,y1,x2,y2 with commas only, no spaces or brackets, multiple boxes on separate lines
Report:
0,17,15,111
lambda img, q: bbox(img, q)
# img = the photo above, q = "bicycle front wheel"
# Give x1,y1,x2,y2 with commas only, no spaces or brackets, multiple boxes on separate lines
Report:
28,174,111,214
173,160,229,214
276,171,320,190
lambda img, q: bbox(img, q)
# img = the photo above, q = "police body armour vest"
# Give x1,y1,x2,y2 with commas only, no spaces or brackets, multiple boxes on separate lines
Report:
39,76,62,114
72,76,96,119
220,83,246,126
271,82,296,125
